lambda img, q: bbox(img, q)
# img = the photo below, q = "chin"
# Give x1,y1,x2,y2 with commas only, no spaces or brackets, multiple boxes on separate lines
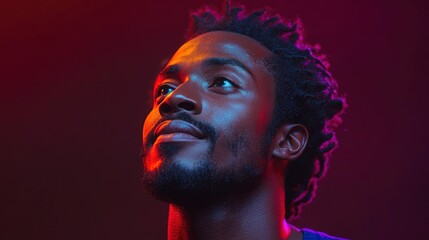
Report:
141,155,264,207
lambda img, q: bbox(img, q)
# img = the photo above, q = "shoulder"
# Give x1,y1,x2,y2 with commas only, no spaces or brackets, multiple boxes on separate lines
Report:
301,228,349,240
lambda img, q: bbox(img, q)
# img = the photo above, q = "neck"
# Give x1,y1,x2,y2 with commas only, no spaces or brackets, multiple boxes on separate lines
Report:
167,169,302,240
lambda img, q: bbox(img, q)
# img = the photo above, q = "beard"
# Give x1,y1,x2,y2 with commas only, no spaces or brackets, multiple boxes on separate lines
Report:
141,113,270,207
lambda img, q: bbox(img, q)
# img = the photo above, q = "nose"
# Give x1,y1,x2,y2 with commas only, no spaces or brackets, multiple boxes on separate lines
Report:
159,82,202,116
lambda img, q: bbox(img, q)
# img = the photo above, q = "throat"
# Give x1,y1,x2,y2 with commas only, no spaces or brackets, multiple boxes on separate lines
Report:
167,173,298,240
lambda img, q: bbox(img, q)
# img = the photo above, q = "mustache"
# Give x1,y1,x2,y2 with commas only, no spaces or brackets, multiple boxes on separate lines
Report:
145,112,218,146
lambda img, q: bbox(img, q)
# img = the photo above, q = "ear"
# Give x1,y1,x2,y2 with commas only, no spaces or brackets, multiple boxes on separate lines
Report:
271,124,308,161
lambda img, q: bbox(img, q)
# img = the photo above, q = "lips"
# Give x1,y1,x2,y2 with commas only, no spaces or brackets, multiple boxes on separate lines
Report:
154,120,204,142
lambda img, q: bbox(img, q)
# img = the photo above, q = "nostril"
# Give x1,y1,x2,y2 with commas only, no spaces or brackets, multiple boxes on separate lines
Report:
178,101,195,111
159,103,173,114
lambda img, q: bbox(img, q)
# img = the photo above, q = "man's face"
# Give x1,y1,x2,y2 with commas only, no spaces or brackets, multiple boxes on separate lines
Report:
141,31,276,205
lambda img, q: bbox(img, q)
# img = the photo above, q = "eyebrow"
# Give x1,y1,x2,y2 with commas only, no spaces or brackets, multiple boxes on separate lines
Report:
203,57,254,77
158,57,254,79
158,64,180,77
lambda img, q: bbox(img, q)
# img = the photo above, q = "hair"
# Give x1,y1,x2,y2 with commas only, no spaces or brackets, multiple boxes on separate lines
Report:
184,1,346,220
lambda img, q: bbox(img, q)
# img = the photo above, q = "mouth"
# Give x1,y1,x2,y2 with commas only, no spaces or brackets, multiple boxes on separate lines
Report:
154,120,205,143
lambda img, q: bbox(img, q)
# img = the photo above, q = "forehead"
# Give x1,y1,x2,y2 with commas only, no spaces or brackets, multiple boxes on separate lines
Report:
166,31,273,71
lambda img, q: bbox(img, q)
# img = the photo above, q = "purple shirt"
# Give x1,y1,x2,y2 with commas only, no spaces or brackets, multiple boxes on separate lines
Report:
301,228,348,240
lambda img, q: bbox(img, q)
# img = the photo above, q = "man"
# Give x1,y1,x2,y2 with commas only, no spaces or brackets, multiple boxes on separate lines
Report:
141,2,346,240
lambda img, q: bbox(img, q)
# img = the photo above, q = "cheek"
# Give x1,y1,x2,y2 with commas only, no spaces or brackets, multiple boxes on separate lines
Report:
208,102,250,126
256,103,273,135
208,97,271,138
142,109,159,142
228,96,272,134
208,102,268,168
254,84,275,135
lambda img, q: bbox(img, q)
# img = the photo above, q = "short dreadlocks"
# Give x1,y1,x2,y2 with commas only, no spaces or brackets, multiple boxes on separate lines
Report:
185,1,346,220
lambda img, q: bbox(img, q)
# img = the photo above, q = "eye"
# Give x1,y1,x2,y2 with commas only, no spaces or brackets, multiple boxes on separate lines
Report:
209,77,238,92
155,84,175,98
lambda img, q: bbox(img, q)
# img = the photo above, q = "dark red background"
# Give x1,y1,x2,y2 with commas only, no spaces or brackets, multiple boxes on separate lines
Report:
1,0,428,239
